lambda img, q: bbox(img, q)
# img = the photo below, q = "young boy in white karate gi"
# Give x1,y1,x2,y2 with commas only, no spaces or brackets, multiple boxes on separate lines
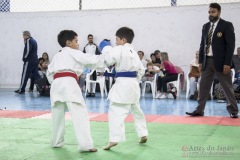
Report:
47,30,104,152
102,27,148,150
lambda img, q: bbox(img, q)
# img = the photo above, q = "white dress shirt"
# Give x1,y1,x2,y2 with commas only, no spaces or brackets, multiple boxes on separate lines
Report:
84,43,97,55
208,19,220,56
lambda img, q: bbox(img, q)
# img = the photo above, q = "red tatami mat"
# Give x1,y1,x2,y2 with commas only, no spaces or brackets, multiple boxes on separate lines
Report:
0,110,239,126
0,110,50,118
151,115,240,126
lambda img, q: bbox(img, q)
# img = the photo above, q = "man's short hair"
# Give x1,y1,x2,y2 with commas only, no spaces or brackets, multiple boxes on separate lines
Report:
138,51,144,56
116,27,134,44
210,3,221,12
88,34,93,38
23,31,31,37
58,30,78,47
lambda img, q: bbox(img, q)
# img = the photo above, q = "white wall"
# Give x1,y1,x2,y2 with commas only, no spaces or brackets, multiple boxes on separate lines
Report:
0,3,240,88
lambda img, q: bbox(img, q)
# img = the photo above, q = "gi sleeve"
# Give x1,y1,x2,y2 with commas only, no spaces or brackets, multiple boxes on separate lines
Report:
137,57,145,82
46,58,55,84
71,50,106,69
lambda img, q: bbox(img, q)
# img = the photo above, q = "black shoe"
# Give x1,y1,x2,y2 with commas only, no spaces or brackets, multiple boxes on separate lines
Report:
91,93,95,97
186,110,204,116
17,91,25,94
230,113,238,118
14,89,20,93
189,95,194,100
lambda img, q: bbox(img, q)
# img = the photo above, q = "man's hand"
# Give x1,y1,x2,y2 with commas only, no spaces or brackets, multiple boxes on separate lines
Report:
198,64,202,73
223,65,231,74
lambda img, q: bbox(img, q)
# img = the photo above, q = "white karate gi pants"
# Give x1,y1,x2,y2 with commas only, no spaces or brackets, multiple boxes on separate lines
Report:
108,101,148,142
51,101,94,151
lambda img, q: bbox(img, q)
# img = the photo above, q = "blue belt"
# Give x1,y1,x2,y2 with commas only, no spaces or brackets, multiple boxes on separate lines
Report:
104,71,137,78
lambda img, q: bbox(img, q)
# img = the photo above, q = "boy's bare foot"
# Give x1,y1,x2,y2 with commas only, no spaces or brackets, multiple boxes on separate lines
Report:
88,148,98,152
103,142,118,150
139,136,147,144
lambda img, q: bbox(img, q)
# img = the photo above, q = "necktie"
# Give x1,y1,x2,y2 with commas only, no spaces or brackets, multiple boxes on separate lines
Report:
206,23,215,54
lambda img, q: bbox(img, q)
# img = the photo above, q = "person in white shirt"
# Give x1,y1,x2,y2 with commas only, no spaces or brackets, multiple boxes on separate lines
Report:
83,34,101,97
47,30,105,152
137,50,148,69
102,27,148,150
188,51,201,99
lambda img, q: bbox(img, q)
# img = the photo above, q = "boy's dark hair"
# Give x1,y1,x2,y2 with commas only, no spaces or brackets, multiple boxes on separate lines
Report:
150,53,155,57
116,27,134,44
38,57,44,62
209,3,221,12
88,34,93,38
58,30,78,47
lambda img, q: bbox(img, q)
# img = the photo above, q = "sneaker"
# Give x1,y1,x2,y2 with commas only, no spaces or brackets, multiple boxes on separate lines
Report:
155,92,162,99
159,94,168,99
216,100,226,103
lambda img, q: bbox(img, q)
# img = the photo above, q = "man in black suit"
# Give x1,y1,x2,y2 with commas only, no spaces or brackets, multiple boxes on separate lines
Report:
186,3,238,118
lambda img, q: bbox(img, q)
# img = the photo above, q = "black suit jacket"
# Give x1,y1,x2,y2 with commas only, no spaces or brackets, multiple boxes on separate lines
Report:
199,18,235,72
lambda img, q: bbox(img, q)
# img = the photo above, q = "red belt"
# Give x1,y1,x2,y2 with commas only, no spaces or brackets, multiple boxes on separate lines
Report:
54,72,78,82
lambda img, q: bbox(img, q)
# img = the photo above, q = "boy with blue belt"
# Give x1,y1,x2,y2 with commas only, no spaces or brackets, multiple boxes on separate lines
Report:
102,27,148,150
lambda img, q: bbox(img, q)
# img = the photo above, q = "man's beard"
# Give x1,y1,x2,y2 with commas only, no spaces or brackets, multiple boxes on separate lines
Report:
209,15,219,23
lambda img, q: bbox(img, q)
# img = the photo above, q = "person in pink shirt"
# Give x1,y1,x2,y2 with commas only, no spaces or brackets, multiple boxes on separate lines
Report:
155,52,178,98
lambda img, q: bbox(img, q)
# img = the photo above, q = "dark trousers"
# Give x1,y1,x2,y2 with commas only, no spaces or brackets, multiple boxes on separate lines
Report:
157,73,178,93
19,62,41,92
29,75,35,90
196,58,238,114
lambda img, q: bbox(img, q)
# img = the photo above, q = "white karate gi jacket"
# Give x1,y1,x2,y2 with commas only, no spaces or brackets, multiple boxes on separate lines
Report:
103,43,145,104
47,47,104,106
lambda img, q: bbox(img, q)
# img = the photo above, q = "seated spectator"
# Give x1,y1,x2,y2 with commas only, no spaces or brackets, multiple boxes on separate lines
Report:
141,62,156,82
39,59,48,76
155,52,178,98
188,51,201,99
138,51,148,69
79,68,91,92
154,50,162,68
42,52,50,64
149,53,160,70
29,58,46,92
232,47,240,79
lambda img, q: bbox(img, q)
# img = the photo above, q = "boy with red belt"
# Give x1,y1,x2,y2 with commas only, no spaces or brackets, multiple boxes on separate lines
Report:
47,30,104,152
